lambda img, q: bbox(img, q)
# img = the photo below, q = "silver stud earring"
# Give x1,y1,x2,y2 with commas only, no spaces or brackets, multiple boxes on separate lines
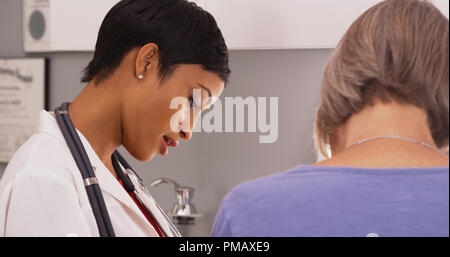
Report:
138,73,144,80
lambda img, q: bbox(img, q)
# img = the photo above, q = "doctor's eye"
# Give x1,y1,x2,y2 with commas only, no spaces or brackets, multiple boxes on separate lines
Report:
189,95,199,109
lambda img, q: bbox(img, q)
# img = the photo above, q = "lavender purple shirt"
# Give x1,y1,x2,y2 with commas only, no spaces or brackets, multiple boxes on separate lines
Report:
211,165,449,237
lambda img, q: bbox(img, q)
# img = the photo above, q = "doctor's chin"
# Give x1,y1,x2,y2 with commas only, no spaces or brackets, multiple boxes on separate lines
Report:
0,0,448,250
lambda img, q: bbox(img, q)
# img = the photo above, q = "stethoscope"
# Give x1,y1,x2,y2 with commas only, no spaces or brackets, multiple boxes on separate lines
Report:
54,102,181,237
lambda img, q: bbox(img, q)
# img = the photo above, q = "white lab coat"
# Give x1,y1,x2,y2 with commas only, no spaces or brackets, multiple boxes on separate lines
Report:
0,110,161,237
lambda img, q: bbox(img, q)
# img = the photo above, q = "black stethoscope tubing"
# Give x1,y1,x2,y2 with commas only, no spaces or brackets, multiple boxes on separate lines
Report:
55,102,116,237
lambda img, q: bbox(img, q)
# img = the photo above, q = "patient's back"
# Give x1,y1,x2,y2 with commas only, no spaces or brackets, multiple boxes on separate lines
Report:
211,165,449,237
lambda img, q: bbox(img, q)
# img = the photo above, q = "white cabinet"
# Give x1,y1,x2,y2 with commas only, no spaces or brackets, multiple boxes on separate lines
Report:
22,0,208,53
206,0,449,49
23,0,449,52
23,0,120,52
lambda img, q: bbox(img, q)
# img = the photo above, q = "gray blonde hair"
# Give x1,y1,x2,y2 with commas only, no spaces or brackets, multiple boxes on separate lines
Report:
315,0,449,157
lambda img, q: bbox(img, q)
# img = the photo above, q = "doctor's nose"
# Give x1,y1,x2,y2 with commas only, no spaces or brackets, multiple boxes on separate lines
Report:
180,129,192,141
178,110,199,141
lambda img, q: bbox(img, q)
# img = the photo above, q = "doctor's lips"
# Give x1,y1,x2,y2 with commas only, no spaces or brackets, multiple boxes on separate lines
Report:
161,135,179,156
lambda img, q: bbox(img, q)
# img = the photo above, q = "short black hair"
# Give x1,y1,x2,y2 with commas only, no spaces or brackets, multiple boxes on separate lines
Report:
81,0,230,85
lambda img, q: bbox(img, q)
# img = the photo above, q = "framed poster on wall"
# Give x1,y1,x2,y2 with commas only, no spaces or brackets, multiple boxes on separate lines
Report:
0,58,48,163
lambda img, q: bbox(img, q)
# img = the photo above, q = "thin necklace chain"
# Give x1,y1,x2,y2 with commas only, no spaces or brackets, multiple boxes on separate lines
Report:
345,135,446,155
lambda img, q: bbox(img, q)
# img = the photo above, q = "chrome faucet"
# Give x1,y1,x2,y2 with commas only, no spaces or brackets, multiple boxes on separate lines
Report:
150,178,202,225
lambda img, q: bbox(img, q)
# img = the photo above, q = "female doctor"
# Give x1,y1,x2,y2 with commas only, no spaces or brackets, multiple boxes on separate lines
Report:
0,0,229,237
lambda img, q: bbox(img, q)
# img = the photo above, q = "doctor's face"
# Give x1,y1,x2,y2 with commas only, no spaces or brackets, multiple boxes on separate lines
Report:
122,64,224,162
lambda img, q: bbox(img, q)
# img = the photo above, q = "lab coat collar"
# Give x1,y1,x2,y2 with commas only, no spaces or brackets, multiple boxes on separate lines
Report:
38,110,155,232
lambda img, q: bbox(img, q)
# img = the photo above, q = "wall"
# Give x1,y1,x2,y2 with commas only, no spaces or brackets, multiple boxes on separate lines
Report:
0,0,332,236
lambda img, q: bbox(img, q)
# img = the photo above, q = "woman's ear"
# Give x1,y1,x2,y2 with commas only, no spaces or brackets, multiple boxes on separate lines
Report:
135,43,159,80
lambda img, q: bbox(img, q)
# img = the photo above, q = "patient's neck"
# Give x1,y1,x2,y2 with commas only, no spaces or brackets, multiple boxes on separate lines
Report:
332,101,441,156
315,101,448,168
